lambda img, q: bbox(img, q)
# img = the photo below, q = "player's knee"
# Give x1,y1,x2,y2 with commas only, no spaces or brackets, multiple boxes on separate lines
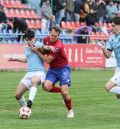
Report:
15,93,21,100
61,90,70,98
105,84,111,92
42,83,52,91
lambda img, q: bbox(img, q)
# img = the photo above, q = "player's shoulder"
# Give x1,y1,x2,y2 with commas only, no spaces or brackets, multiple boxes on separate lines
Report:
43,36,49,45
56,39,63,45
25,45,29,49
109,35,116,42
35,41,44,47
55,39,63,48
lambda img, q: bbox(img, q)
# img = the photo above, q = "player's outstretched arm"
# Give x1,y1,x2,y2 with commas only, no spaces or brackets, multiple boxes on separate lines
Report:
8,57,27,63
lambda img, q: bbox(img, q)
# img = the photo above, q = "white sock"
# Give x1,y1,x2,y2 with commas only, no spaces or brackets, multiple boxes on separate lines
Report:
18,96,27,106
110,86,120,94
29,87,37,102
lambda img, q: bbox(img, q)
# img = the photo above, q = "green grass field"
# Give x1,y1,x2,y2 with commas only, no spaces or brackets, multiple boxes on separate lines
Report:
1,70,120,129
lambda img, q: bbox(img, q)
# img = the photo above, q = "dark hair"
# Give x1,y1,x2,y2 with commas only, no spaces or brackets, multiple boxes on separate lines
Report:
50,26,61,34
24,29,35,40
86,13,96,26
112,17,120,25
8,17,18,22
43,0,49,2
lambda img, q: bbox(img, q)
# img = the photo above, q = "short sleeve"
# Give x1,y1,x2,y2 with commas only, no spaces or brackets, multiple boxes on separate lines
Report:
35,41,44,47
106,36,114,51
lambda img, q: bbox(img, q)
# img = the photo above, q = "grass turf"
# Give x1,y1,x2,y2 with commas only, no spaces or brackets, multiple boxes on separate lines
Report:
0,70,120,129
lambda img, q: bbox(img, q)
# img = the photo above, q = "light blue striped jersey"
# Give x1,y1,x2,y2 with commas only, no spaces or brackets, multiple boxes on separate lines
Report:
25,41,45,72
107,33,120,67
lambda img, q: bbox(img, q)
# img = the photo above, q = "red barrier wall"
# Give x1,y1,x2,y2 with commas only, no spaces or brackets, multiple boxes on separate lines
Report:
0,44,105,70
65,44,105,67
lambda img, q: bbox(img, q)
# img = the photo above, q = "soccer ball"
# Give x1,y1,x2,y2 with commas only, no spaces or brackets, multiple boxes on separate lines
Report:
19,106,32,119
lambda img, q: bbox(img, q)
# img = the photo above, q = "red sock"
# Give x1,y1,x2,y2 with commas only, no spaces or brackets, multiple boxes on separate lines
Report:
64,98,72,110
49,85,61,93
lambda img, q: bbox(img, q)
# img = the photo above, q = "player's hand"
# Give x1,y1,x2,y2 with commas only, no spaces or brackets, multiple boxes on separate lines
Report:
8,58,17,61
98,40,106,49
49,46,56,52
43,45,55,52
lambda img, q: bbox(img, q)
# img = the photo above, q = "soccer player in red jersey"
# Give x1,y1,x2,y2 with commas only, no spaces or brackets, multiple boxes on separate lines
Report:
31,26,74,118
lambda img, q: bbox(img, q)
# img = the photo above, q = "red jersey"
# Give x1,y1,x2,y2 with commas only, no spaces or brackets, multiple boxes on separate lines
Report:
43,36,68,68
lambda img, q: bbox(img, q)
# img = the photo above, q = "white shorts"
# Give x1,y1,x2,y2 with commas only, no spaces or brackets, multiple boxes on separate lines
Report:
114,67,120,74
111,67,120,85
20,71,46,89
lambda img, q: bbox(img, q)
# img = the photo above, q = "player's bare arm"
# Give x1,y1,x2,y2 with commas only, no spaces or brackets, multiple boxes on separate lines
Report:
28,41,55,53
9,57,27,63
102,49,112,59
30,46,55,64
43,45,56,52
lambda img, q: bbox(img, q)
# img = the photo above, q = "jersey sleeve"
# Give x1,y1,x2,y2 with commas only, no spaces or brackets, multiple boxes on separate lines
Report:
106,36,114,51
35,41,44,47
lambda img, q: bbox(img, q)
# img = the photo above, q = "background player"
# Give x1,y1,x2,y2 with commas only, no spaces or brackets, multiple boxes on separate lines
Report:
99,17,120,99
